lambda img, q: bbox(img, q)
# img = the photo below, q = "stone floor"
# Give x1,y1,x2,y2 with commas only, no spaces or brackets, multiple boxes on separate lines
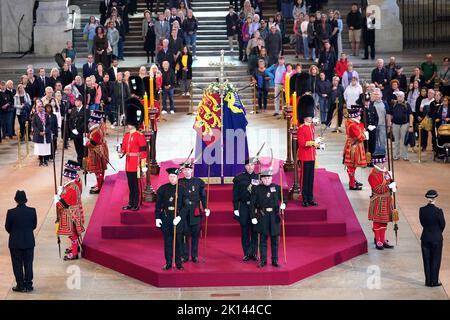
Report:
0,110,448,300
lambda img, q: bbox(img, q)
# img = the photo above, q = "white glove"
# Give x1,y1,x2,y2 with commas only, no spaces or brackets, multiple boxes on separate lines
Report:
368,125,376,131
142,166,148,173
204,209,210,217
320,142,326,150
314,137,322,144
57,186,63,196
312,117,320,125
54,195,60,203
280,203,286,210
72,129,79,135
83,137,88,146
364,131,369,140
388,182,397,193
173,216,181,226
155,219,162,228
234,210,240,217
251,218,258,225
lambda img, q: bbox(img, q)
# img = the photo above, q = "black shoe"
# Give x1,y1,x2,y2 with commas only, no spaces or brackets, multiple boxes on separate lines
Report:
272,261,280,268
349,186,362,191
375,244,384,250
257,261,267,268
162,264,172,270
181,257,189,263
176,264,184,270
250,254,259,261
243,255,250,261
24,287,34,292
44,161,48,166
308,200,318,206
302,201,310,207
431,282,442,287
12,286,25,293
383,241,394,249
89,188,101,194
130,206,139,211
355,181,363,187
64,254,79,261
122,205,133,210
192,257,199,263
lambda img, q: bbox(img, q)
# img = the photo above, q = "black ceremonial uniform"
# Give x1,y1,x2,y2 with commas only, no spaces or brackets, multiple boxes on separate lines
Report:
419,202,446,287
155,183,189,268
250,183,283,266
179,177,207,262
233,171,260,259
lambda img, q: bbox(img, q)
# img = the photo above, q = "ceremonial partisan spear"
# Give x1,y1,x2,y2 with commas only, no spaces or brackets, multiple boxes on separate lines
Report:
385,118,399,245
203,164,211,262
52,133,61,258
83,84,88,187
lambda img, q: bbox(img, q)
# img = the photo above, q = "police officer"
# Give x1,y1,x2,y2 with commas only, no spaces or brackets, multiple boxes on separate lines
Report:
420,190,446,287
155,168,189,270
251,170,286,268
233,157,260,262
179,162,210,263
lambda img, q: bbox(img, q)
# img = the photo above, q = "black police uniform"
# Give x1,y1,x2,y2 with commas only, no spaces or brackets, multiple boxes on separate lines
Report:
179,177,207,262
155,183,189,268
419,202,446,286
232,171,260,259
250,182,283,266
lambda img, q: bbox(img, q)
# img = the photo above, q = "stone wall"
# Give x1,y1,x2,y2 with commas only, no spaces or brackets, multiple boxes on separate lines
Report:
368,0,403,52
0,0,36,53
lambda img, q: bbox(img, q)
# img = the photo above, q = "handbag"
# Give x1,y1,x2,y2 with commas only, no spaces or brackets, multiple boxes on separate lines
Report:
83,33,88,41
420,116,433,131
404,130,416,147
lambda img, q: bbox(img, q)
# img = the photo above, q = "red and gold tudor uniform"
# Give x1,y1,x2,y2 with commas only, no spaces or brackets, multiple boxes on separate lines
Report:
297,95,318,207
85,112,108,194
55,161,85,260
368,154,397,250
343,108,367,190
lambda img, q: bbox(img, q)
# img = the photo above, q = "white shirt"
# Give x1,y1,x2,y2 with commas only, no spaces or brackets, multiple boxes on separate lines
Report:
366,16,375,30
300,21,309,37
344,83,363,108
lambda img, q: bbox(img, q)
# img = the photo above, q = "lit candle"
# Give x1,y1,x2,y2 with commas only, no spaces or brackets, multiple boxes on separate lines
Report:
143,93,149,130
291,92,297,126
150,77,155,108
285,73,290,106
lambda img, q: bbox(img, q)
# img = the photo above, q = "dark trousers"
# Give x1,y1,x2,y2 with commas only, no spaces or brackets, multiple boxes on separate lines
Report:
238,39,244,61
10,248,34,289
368,129,376,154
238,203,258,256
126,171,139,207
301,160,315,202
73,136,84,165
421,240,442,286
364,30,375,59
259,234,278,263
164,231,182,266
61,119,69,148
182,223,201,259
17,115,26,140
257,88,268,110
421,128,429,150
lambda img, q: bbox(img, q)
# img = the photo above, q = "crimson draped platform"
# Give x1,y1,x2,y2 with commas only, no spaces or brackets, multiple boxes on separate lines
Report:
82,158,368,288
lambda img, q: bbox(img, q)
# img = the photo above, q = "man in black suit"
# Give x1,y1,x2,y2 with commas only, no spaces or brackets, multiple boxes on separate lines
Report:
37,68,51,98
156,39,173,69
69,96,87,165
5,190,37,293
82,55,96,80
108,58,120,82
65,57,78,78
420,190,446,287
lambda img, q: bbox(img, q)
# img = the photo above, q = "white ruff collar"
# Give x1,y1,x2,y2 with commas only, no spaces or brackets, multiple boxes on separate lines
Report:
351,118,360,124
374,164,387,172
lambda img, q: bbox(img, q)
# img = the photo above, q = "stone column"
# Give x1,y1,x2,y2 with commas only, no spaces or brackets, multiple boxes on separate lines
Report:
34,0,72,57
368,0,403,52
0,0,35,53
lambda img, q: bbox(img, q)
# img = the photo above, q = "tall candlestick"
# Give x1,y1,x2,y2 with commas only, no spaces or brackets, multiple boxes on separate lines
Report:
150,77,155,107
285,73,290,106
291,92,297,126
144,93,149,130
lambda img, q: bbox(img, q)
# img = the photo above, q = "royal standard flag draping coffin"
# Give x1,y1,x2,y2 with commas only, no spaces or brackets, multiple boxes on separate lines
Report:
193,88,249,180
